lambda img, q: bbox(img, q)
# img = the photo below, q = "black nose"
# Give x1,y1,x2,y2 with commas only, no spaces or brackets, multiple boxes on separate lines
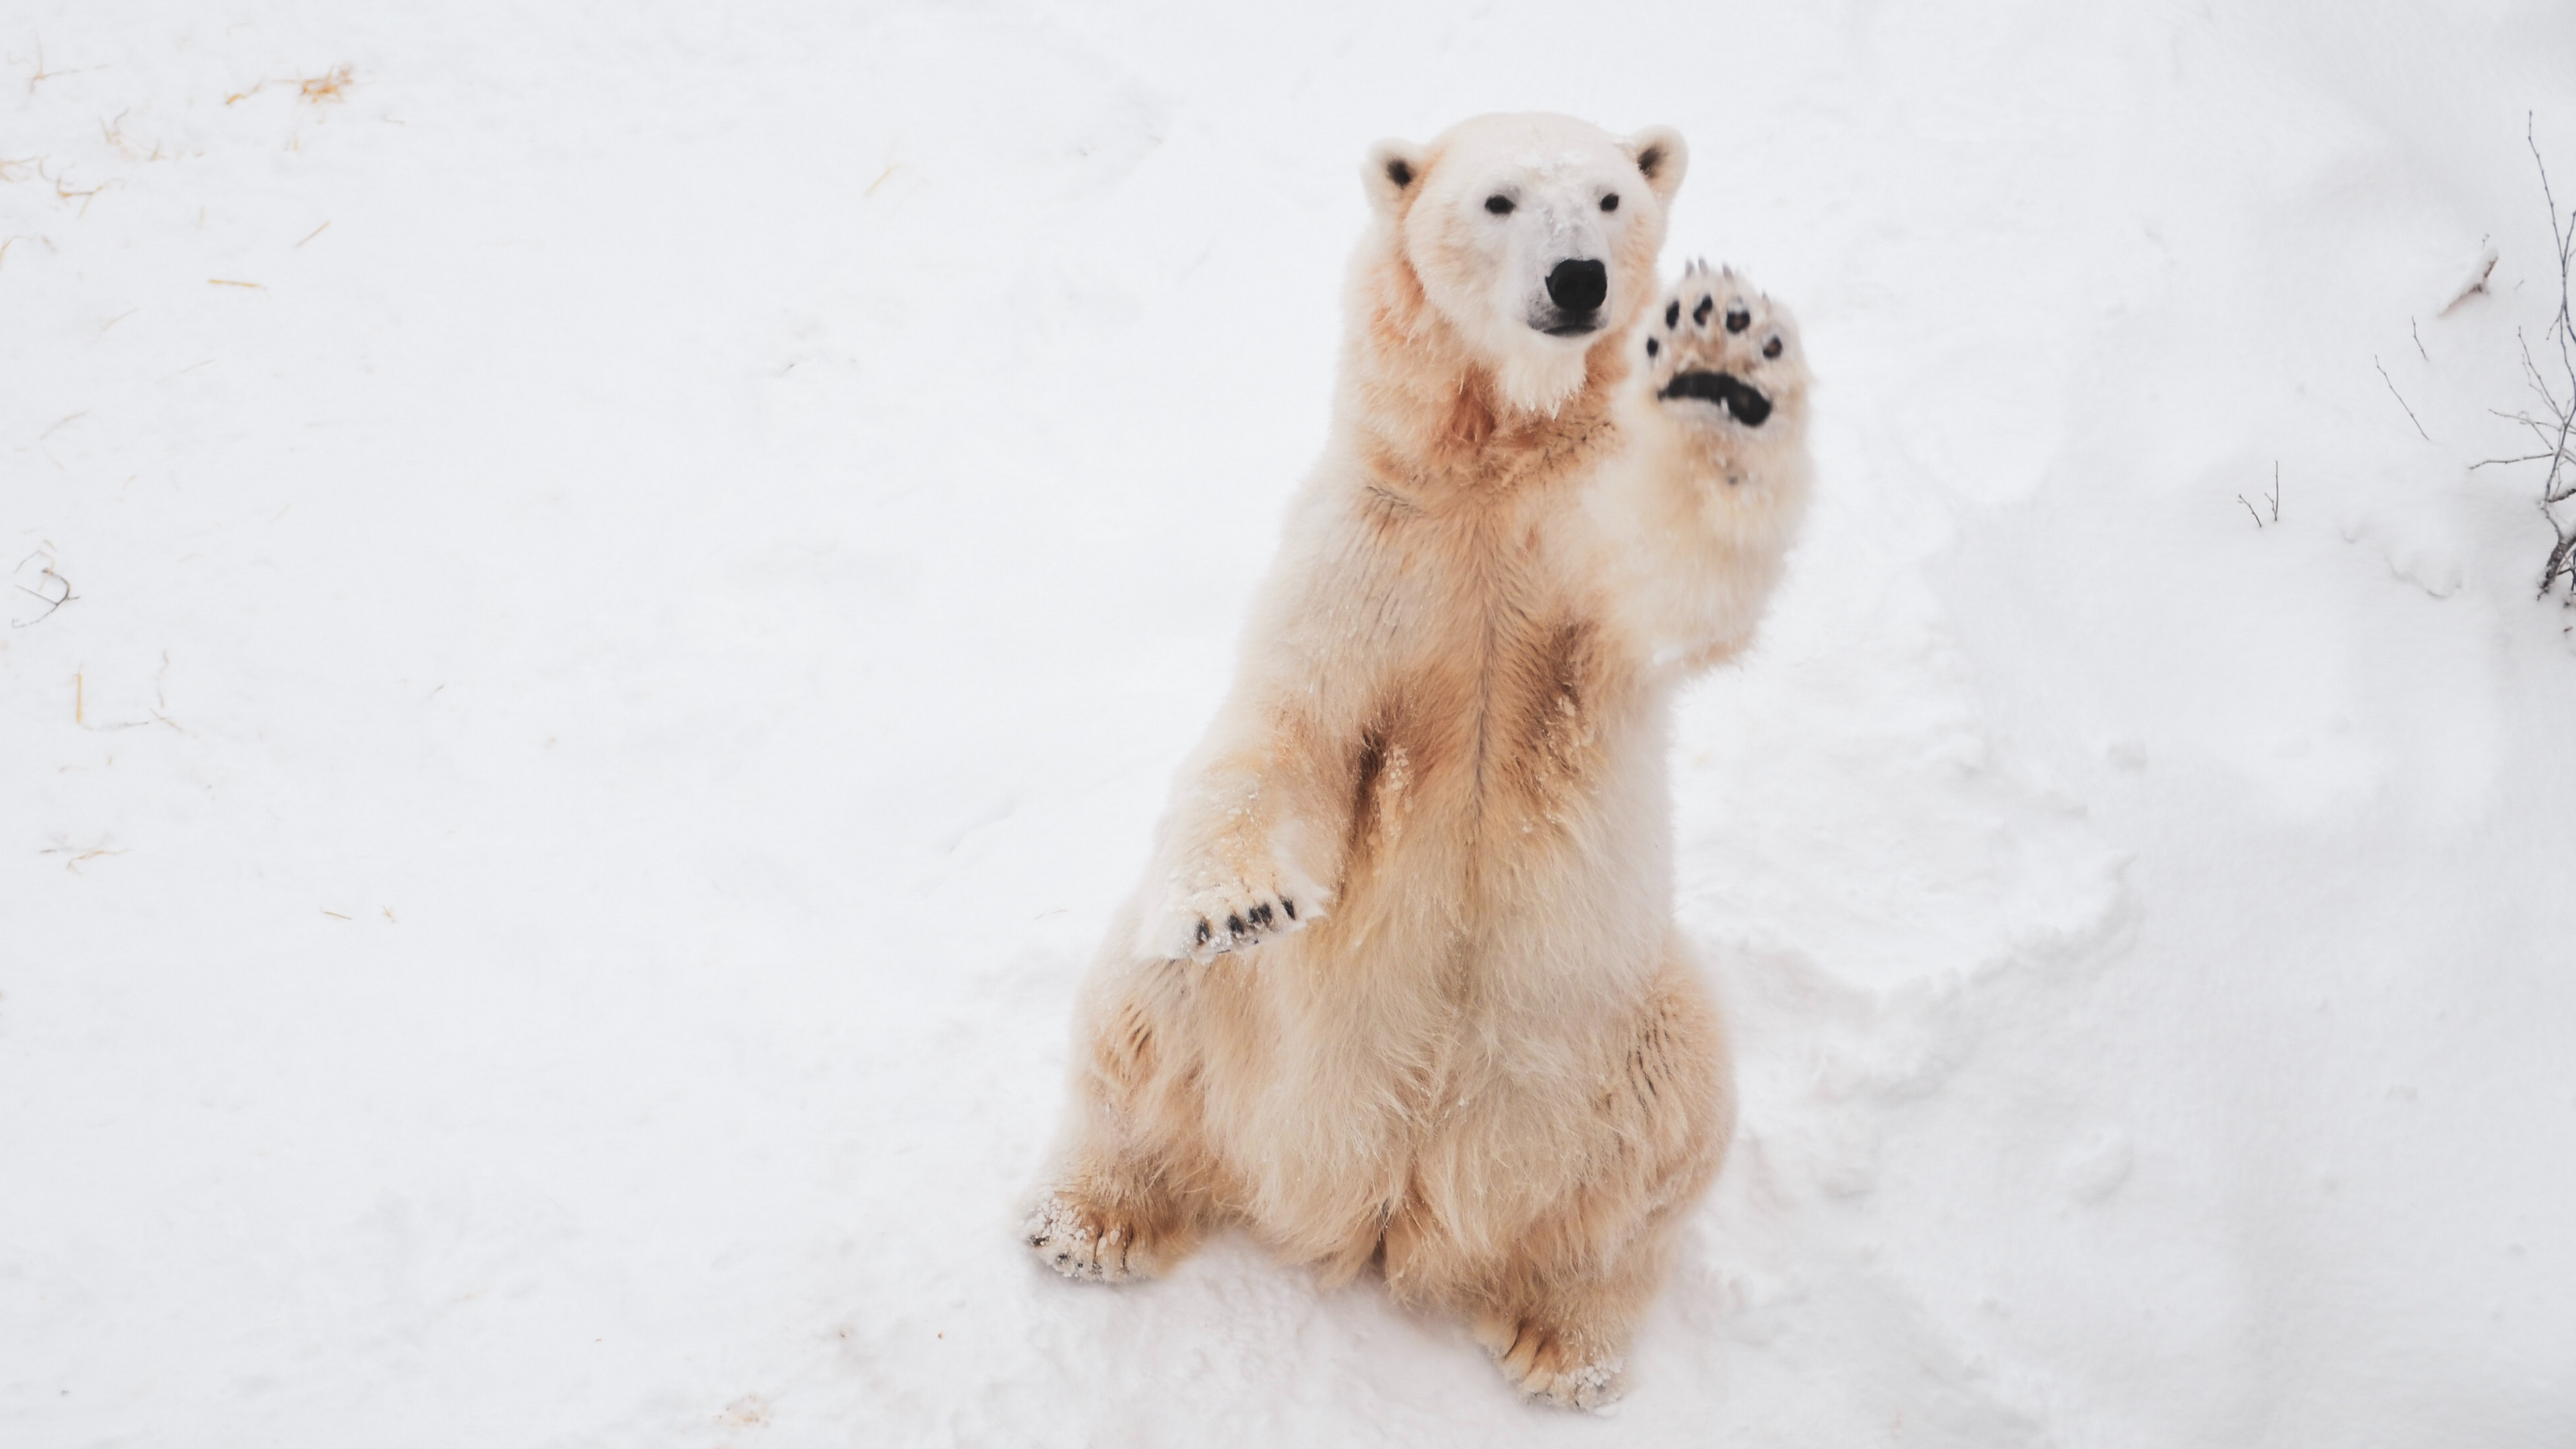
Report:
1546,258,1607,314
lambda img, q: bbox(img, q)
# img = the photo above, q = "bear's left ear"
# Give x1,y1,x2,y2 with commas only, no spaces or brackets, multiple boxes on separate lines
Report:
1624,126,1687,207
1363,138,1430,217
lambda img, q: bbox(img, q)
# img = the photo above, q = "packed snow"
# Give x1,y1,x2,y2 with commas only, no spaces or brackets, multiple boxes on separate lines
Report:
7,1,2575,1444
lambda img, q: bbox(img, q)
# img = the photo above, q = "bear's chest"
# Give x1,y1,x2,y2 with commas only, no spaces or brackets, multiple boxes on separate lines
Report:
1354,500,1638,843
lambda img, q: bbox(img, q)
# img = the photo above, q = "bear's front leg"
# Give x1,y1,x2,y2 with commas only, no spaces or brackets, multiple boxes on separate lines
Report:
1588,262,1816,677
1134,751,1335,963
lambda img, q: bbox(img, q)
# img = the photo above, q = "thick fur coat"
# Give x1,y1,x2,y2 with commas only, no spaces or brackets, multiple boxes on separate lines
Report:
1026,113,1814,1408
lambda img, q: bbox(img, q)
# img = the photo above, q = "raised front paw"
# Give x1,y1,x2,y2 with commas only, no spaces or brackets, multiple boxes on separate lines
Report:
1140,872,1318,963
1641,260,1808,435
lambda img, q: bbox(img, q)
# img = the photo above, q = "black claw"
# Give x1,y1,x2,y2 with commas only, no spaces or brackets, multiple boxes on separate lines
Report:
1252,903,1273,928
1194,919,1212,946
1693,295,1714,325
1281,898,1297,919
1664,300,1680,328
1725,305,1751,333
1226,913,1245,936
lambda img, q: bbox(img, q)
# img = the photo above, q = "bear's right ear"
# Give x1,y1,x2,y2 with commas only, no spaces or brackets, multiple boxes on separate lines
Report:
1363,138,1429,217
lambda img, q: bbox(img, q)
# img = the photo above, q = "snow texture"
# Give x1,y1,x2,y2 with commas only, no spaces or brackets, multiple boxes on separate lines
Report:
6,1,2576,1445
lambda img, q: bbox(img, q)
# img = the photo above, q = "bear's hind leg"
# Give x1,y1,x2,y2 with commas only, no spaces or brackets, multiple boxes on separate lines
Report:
1025,1157,1202,1283
1470,1272,1650,1409
1026,976,1214,1283
1471,947,1733,1407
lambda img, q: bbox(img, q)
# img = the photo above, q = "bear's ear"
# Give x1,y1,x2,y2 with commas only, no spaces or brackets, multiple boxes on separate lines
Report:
1363,138,1430,217
1624,126,1688,206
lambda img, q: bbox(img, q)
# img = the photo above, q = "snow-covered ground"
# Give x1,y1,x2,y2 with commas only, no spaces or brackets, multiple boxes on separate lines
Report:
7,1,2576,1444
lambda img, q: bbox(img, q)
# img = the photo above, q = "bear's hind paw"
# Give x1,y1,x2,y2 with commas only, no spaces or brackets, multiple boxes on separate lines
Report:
1024,1190,1165,1283
1474,1311,1629,1411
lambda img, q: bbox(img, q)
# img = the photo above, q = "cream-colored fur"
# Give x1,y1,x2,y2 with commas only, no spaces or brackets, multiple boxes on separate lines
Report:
1026,113,1814,1410
1591,261,1814,678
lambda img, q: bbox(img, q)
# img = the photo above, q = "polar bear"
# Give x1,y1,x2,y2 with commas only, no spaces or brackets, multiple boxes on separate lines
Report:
1025,113,1814,1409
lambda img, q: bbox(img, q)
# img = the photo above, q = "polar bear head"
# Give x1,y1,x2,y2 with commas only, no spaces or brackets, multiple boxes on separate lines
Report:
1364,113,1687,416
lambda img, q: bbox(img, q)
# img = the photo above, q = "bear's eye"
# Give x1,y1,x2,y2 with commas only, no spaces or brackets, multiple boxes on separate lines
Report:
1484,195,1514,215
1599,193,1619,213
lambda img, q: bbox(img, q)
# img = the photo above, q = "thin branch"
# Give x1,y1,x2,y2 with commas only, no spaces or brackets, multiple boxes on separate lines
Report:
10,568,74,625
2376,356,2431,441
2518,328,2569,421
2496,115,2576,596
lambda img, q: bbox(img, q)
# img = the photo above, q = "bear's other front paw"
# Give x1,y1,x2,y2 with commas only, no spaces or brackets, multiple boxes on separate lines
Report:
1142,875,1316,963
1642,260,1807,438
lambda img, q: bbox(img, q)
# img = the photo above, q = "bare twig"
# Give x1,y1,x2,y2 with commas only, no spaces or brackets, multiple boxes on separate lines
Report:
2234,465,2280,529
2413,318,2430,364
11,548,74,627
2509,114,2576,598
2376,356,2432,441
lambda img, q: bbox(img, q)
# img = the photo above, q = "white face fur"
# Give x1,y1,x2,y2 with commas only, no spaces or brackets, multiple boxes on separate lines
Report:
1368,114,1688,414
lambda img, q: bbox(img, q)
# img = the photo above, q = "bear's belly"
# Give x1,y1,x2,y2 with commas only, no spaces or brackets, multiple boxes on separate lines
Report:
1211,697,1674,1263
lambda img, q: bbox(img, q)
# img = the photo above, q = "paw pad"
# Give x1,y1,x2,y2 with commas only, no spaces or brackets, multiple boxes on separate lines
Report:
1643,258,1801,433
